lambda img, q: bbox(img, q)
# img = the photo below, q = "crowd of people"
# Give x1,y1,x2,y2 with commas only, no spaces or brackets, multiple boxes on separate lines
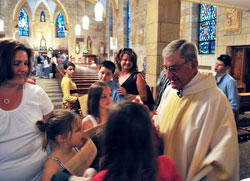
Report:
33,52,68,79
0,38,240,181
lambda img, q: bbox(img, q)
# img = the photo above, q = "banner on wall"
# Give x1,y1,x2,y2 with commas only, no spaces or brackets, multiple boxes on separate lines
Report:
110,37,117,50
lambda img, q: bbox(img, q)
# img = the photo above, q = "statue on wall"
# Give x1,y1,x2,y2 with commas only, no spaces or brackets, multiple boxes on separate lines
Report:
180,17,185,38
118,35,122,49
87,36,92,50
99,42,104,55
225,8,241,32
138,29,144,44
40,35,47,51
75,42,80,54
40,11,46,22
130,31,135,45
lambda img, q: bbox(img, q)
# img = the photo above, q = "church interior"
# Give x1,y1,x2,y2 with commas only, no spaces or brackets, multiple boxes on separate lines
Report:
1,0,250,179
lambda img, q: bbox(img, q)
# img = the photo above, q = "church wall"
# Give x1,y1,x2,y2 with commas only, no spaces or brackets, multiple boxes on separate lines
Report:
106,0,148,71
129,0,148,71
181,2,250,73
0,0,106,61
3,1,250,79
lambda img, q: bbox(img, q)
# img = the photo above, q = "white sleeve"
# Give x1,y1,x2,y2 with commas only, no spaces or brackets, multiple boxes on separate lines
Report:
37,86,54,115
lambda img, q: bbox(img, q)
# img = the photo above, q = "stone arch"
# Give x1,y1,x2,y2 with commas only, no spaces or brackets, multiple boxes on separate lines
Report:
31,1,53,24
110,0,118,20
12,0,69,30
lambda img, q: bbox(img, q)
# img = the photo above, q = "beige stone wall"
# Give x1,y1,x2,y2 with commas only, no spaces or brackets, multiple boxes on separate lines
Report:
181,2,250,73
129,0,148,71
108,0,148,71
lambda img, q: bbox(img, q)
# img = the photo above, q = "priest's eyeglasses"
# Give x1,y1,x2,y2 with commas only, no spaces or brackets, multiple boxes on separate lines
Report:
164,61,189,73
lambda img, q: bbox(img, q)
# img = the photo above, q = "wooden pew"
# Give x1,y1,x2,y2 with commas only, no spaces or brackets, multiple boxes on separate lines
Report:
236,92,250,126
77,88,90,95
238,92,250,113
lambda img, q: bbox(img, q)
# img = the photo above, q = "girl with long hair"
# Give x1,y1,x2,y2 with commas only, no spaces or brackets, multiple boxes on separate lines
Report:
92,102,181,181
81,81,113,131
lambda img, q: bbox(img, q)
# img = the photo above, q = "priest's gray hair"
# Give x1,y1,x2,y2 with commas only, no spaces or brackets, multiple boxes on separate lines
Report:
162,39,198,62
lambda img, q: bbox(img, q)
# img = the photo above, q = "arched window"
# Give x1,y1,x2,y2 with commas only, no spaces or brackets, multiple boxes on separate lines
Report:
40,11,46,22
198,4,217,54
109,7,113,56
18,8,29,37
127,0,130,47
56,12,65,38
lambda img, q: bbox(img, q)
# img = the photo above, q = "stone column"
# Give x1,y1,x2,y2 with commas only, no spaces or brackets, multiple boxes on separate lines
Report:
146,0,180,86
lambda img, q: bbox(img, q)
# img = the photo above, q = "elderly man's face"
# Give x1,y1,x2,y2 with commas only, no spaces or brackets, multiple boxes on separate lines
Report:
163,51,197,90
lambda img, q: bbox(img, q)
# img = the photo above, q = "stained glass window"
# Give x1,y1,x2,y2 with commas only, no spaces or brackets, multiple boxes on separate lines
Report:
18,8,29,37
109,8,113,56
127,0,130,47
40,11,46,22
198,4,217,54
56,12,65,38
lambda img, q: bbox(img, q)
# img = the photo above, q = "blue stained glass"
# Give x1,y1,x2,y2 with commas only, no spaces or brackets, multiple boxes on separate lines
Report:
56,12,65,38
198,4,217,54
199,4,217,22
210,41,215,54
199,42,209,54
127,0,130,47
18,8,29,36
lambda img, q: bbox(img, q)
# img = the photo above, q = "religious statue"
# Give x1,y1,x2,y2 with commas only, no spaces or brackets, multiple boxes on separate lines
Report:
40,35,47,51
99,42,104,55
87,36,92,50
40,11,46,22
138,29,144,44
180,17,185,38
75,42,80,54
130,31,135,45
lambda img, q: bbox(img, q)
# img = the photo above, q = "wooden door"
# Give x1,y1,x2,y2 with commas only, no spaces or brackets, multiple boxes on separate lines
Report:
231,47,246,92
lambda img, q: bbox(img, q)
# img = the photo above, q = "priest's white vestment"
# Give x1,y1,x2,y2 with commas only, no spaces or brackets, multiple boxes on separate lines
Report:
154,72,239,181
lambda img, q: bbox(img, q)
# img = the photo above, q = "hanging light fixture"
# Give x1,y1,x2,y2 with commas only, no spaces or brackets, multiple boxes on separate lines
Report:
0,19,4,31
75,0,81,35
94,1,103,22
82,0,89,30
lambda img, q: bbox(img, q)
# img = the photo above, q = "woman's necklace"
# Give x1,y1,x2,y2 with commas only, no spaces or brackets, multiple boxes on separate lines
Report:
0,85,22,105
3,98,10,104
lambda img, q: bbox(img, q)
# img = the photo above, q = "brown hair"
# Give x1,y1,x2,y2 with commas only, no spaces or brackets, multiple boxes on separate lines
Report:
115,48,137,72
0,38,32,85
36,109,79,151
87,81,111,120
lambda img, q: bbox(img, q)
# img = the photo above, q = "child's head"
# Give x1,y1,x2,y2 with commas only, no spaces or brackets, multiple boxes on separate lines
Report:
104,101,155,155
102,101,157,179
63,61,75,76
36,109,83,151
87,81,113,118
98,60,115,82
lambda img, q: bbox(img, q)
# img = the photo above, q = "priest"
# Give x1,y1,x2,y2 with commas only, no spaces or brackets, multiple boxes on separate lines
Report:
154,39,239,181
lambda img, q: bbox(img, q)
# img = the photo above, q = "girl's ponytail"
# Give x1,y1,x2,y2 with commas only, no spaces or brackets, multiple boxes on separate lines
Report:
36,120,49,151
